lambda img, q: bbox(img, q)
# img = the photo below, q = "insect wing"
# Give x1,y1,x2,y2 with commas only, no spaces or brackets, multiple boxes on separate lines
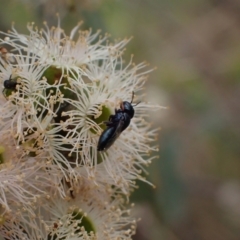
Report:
108,117,125,141
97,117,125,151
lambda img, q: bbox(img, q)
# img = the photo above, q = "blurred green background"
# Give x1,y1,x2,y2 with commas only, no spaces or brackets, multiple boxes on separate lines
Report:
1,0,240,239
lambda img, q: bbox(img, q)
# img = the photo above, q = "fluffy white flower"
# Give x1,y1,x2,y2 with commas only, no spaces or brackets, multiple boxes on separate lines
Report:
0,54,50,143
41,179,136,240
0,19,161,239
56,56,159,192
0,129,62,218
0,18,129,80
0,179,136,240
1,21,160,192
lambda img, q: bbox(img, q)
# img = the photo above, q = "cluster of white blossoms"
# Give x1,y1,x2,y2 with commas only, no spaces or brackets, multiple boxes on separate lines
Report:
0,18,159,240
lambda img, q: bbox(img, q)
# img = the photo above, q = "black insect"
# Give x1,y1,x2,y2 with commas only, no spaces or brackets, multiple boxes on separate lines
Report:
2,75,18,97
97,92,139,151
3,75,17,90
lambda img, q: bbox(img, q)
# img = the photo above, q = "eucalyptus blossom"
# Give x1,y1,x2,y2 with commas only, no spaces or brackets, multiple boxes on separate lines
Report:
0,19,160,239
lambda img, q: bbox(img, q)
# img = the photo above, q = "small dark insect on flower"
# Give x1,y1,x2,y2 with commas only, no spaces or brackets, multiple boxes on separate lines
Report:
2,75,18,97
97,92,140,151
3,75,17,90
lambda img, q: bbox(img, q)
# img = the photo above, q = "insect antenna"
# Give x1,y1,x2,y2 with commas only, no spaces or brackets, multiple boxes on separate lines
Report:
133,101,141,107
130,91,135,103
130,91,140,106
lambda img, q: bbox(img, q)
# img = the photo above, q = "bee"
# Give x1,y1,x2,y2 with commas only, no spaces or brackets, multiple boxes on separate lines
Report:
97,92,139,151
